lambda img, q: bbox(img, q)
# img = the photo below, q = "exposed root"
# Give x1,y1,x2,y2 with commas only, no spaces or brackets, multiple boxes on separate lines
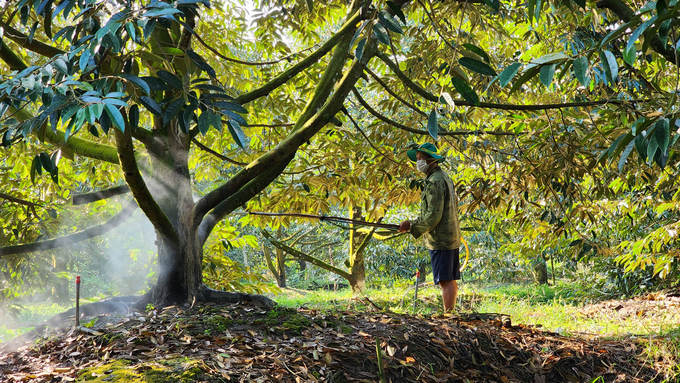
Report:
198,285,275,309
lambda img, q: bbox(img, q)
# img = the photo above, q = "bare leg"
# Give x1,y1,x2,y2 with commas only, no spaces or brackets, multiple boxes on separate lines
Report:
440,280,458,313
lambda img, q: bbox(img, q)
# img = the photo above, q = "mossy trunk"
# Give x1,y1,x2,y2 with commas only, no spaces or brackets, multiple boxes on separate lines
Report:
144,130,203,305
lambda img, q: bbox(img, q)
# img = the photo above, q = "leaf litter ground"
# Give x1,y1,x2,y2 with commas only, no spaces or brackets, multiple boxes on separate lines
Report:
0,299,669,382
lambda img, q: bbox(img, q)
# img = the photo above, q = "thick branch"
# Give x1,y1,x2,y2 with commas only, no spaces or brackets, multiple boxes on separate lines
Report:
9,107,120,164
0,200,138,256
352,88,517,136
71,185,131,205
235,10,361,105
0,40,28,70
597,0,679,66
197,153,295,245
260,230,352,280
375,52,642,110
114,126,179,245
0,22,67,58
42,126,120,164
194,7,364,224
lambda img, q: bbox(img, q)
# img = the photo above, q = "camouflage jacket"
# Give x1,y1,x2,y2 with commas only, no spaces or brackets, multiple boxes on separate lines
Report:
410,168,461,250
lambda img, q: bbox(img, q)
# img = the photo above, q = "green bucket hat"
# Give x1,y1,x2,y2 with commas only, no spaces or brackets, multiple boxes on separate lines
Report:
407,143,445,163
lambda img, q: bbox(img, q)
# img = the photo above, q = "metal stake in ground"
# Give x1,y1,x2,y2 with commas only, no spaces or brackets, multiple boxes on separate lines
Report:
75,275,80,327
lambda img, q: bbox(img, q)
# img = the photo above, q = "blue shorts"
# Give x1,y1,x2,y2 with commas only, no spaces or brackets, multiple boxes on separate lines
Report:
430,249,460,285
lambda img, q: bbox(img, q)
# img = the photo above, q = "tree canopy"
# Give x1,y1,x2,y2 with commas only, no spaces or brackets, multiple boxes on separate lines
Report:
1,0,679,306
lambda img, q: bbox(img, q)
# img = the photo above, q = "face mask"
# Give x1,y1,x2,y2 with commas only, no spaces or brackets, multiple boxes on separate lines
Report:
416,159,429,173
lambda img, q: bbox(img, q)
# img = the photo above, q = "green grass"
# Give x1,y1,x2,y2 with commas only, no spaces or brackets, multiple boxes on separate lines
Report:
15,302,70,324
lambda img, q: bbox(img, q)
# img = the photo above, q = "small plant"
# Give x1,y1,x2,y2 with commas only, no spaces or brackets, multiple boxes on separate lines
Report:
146,303,155,312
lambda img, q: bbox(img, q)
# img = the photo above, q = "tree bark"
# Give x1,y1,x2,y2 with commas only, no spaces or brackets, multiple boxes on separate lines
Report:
348,206,367,292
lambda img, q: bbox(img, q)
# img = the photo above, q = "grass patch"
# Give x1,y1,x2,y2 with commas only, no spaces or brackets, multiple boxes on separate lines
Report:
14,302,70,324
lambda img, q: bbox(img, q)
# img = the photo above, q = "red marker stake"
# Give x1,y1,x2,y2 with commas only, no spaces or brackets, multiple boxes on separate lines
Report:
75,276,81,327
413,270,420,313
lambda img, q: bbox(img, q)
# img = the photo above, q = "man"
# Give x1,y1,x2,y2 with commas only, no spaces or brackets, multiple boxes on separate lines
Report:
398,143,461,313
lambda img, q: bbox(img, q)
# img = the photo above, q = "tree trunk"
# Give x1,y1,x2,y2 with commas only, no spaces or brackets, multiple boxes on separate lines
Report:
143,128,203,306
263,244,286,288
348,206,367,292
534,258,548,285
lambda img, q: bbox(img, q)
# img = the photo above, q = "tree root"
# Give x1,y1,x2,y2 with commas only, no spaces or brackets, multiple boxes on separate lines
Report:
198,285,275,309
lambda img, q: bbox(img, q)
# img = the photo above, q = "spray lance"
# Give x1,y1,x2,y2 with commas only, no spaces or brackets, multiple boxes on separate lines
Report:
239,211,401,230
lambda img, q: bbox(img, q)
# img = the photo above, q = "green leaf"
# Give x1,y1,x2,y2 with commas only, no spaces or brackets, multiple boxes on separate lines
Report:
129,105,139,130
452,78,479,105
31,155,42,182
655,118,670,154
386,1,406,24
100,110,111,134
156,70,183,90
302,183,311,193
462,44,490,63
624,16,657,65
186,49,216,78
89,124,100,137
119,73,150,96
534,0,542,21
618,139,636,172
378,11,402,34
607,133,628,159
143,7,183,18
39,152,54,173
573,56,589,86
499,62,522,88
227,120,247,148
305,0,313,12
530,52,569,65
634,132,647,161
223,110,248,126
105,104,125,132
647,134,659,165
658,19,671,45
213,101,247,114
54,58,69,75
600,18,642,49
656,0,667,15
355,38,367,61
528,0,536,23
539,64,555,87
198,110,212,135
139,96,163,116
600,50,618,84
427,109,438,140
373,23,390,45
509,66,540,95
163,98,184,125
482,0,500,11
459,57,496,76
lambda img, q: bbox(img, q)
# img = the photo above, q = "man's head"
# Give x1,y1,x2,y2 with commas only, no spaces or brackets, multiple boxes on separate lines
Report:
407,143,444,173
406,143,444,163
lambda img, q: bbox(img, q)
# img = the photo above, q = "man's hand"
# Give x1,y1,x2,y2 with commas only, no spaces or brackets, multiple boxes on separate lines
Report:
398,221,411,233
